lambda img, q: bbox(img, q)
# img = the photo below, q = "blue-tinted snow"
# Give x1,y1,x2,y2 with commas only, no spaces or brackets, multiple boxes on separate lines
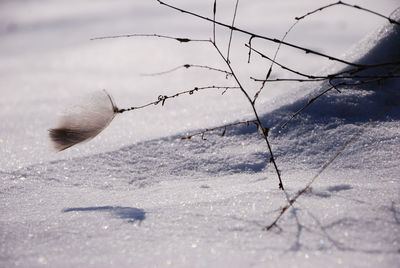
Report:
1,1,399,267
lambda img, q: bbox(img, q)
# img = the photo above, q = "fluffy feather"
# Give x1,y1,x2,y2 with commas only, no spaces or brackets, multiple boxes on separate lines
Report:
49,90,118,151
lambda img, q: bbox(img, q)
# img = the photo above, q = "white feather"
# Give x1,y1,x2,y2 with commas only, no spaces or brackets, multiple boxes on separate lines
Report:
49,90,118,151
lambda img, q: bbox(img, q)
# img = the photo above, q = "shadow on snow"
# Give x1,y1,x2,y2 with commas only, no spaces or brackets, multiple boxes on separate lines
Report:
62,206,146,223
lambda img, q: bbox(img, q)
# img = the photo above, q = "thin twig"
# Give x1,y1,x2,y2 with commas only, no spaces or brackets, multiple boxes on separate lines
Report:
211,41,284,190
140,64,232,77
247,44,400,81
227,0,240,63
213,0,217,44
246,44,320,79
251,78,326,83
295,1,343,20
181,119,257,140
156,0,364,67
91,33,209,43
280,77,395,129
253,21,300,102
329,79,342,93
295,1,400,26
251,74,400,83
117,86,239,113
247,35,256,63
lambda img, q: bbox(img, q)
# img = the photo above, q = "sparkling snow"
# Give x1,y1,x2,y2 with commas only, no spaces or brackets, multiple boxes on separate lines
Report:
1,0,399,267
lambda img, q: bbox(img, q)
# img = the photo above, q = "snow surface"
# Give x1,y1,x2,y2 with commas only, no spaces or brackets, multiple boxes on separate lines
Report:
1,0,400,267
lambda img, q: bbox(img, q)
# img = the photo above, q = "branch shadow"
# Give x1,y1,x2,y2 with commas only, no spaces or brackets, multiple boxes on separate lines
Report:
62,206,146,224
281,207,400,255
389,201,400,225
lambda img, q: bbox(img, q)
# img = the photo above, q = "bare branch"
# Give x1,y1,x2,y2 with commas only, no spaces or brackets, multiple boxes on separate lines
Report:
253,21,300,102
213,0,217,44
91,33,209,43
211,41,284,190
247,44,400,81
181,120,257,140
246,44,320,79
140,64,232,77
117,86,239,113
156,0,363,67
295,1,400,26
227,0,240,63
246,35,255,63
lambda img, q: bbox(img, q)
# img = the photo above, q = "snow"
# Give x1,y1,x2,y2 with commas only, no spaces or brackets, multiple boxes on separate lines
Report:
1,0,400,267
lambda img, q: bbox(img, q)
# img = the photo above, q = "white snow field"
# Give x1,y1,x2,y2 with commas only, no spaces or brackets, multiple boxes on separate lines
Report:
1,0,400,267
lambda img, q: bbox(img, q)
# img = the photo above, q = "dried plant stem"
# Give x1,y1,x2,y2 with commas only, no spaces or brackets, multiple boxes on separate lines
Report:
253,21,300,102
117,86,239,113
210,41,284,190
91,33,209,43
247,44,400,80
156,0,363,67
181,120,257,140
140,64,232,77
213,0,217,44
250,0,399,103
226,0,240,63
295,1,400,25
252,75,400,83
